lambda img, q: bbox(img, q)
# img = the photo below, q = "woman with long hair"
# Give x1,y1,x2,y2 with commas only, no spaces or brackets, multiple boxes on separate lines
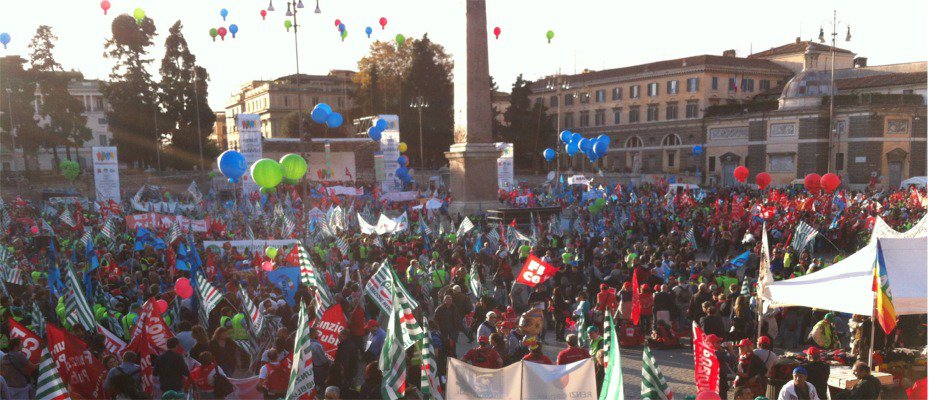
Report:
189,325,210,360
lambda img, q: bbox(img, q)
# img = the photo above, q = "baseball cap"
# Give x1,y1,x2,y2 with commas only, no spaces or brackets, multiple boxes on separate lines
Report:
499,321,512,328
806,347,822,357
705,334,722,344
792,366,808,376
757,336,771,346
736,338,754,348
824,313,835,321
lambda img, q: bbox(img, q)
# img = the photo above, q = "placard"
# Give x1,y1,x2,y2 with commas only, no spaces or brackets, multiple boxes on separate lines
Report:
515,255,559,287
236,114,263,193
92,147,121,203
496,142,514,189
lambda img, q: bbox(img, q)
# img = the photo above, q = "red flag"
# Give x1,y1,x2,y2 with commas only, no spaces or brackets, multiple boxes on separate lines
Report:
46,323,108,399
630,271,641,326
126,298,172,394
692,322,720,393
315,304,348,361
509,218,517,228
7,318,42,364
286,245,300,266
515,255,559,287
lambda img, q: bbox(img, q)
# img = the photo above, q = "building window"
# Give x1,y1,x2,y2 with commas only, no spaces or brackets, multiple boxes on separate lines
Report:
550,95,558,107
835,152,845,170
564,94,574,106
626,136,642,148
534,97,544,107
579,92,590,104
902,89,914,95
667,152,676,168
686,101,700,118
595,90,606,103
628,106,640,123
666,102,679,120
662,134,681,146
666,80,679,95
563,113,574,129
612,87,623,100
687,78,699,93
712,77,719,90
741,78,755,92
647,83,658,97
284,96,290,107
767,154,795,172
728,78,737,92
613,108,622,125
579,111,590,127
646,104,659,122
594,110,606,126
630,85,641,99
95,97,105,112
98,117,108,125
99,135,107,146
708,156,716,172
776,80,783,87
759,79,771,91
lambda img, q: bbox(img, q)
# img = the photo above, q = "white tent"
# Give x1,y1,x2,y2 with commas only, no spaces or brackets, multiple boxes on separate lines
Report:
765,215,928,316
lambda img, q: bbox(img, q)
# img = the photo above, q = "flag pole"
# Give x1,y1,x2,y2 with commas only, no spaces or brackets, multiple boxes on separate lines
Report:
869,290,876,367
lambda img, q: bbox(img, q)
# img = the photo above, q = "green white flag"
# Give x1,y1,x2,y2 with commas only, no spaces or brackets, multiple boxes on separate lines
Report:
35,348,71,400
380,275,424,400
640,345,674,400
599,311,625,400
64,265,96,332
418,319,444,400
284,302,316,400
468,264,484,298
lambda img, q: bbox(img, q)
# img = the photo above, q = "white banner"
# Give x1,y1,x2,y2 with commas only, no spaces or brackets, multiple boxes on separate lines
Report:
357,213,407,235
236,114,263,193
327,186,364,196
202,239,300,255
496,142,514,190
522,359,597,400
413,197,443,210
567,175,591,186
380,191,419,203
92,147,121,203
380,129,401,191
446,358,523,400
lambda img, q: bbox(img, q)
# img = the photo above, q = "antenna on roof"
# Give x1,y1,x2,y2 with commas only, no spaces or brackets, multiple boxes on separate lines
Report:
750,43,753,56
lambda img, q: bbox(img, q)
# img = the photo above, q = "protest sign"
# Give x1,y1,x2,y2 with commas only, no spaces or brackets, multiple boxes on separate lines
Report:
314,304,348,361
515,255,559,287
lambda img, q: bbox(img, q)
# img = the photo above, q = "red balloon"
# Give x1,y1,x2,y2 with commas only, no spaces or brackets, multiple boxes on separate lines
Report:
174,278,193,299
379,17,388,29
155,299,169,315
756,172,772,189
733,166,749,183
804,173,822,194
260,10,267,20
494,26,501,39
30,225,39,235
100,0,111,15
217,27,227,40
335,19,342,27
821,173,841,193
262,261,275,271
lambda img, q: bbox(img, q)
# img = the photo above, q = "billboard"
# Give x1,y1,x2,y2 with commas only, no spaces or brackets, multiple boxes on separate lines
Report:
92,146,121,203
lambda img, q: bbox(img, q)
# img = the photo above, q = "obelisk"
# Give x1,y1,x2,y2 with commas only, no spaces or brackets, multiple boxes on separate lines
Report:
445,0,502,214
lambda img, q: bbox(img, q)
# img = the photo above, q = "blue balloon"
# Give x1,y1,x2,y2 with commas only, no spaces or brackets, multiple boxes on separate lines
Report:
559,130,573,143
217,150,247,183
220,8,228,20
0,33,10,49
311,103,332,123
375,118,388,131
593,140,609,157
565,141,578,156
692,145,704,155
397,156,407,166
570,132,582,145
229,24,239,38
326,112,343,128
543,148,556,161
585,145,597,160
365,26,373,37
368,126,382,141
578,138,592,153
338,23,346,33
598,134,611,146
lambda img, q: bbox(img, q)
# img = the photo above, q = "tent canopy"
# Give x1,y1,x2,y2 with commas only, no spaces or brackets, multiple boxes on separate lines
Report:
765,215,928,316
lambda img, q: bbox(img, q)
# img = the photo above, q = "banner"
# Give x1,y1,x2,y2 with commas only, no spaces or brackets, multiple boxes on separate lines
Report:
314,304,348,361
365,262,419,316
236,114,264,193
522,359,597,400
266,267,301,307
692,322,720,394
203,239,300,255
445,358,523,400
126,213,208,232
46,323,108,399
515,255,559,287
327,186,364,196
567,175,591,186
92,146,121,203
380,126,401,191
308,152,356,181
496,142,514,190
358,213,407,235
126,299,172,395
230,376,264,399
7,318,42,364
381,191,419,203
97,324,128,354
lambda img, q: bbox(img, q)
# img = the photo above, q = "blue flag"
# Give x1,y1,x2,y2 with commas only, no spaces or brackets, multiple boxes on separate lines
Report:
85,236,99,271
830,211,842,230
266,266,301,306
134,228,167,251
474,235,484,253
729,251,750,269
47,241,66,296
175,242,191,271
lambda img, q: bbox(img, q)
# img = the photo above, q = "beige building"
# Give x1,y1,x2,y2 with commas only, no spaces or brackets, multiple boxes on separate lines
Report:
224,70,356,144
210,111,226,150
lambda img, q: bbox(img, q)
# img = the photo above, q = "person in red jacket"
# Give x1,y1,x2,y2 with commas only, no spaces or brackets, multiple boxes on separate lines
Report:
556,334,591,365
258,349,291,399
462,336,503,368
522,342,553,365
595,284,617,316
636,284,655,333
346,298,367,342
189,351,225,399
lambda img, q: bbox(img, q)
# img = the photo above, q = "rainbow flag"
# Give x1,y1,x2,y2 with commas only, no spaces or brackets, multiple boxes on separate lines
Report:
873,240,897,334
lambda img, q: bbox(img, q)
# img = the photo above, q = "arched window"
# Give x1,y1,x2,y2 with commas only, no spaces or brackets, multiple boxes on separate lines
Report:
626,136,643,148
662,134,681,147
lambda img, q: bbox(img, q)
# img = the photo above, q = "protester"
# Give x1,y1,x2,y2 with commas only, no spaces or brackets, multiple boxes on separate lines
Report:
833,362,881,400
0,338,35,400
462,336,503,368
153,338,189,394
778,366,821,400
103,351,144,400
556,334,591,365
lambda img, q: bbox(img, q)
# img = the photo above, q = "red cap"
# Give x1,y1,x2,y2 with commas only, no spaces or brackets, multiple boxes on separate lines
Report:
806,347,822,357
654,285,662,291
757,336,771,345
506,306,513,312
499,321,512,328
705,334,722,344
736,338,754,347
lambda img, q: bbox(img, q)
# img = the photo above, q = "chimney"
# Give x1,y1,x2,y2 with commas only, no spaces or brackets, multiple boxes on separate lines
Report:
722,49,736,58
854,57,868,68
795,37,801,43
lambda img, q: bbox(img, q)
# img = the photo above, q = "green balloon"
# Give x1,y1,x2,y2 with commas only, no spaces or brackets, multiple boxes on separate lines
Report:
133,8,146,21
395,33,405,47
341,30,348,40
546,30,555,43
279,153,308,183
250,158,284,189
210,28,218,38
60,161,79,180
284,20,293,31
265,246,278,259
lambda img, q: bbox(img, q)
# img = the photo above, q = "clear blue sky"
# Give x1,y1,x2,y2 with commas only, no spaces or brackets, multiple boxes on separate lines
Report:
0,0,928,110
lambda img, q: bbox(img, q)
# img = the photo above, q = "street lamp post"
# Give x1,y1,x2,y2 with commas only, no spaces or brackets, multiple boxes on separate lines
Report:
279,0,307,138
410,96,428,170
819,10,850,173
192,64,204,170
545,72,569,186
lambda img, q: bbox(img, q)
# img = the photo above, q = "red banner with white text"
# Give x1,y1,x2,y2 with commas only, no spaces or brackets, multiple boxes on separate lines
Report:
314,304,348,362
515,255,559,287
7,318,42,364
692,322,720,394
46,323,108,399
125,298,172,395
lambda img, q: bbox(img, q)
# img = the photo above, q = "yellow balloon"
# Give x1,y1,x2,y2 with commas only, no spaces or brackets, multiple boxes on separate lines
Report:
398,143,408,152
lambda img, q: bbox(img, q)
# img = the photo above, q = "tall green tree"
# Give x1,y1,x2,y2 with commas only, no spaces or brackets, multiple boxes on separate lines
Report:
490,76,506,141
157,20,215,170
101,14,159,169
28,25,91,165
503,74,539,168
0,56,43,171
401,34,453,169
353,38,414,118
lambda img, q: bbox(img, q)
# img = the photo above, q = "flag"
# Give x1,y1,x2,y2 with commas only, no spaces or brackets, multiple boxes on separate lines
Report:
238,284,264,336
80,228,93,248
246,222,255,241
281,214,296,238
418,318,444,400
166,221,182,245
456,216,474,238
64,266,96,332
101,218,115,242
31,303,46,339
187,181,202,202
640,345,674,400
419,217,432,237
599,311,624,400
193,272,222,326
134,228,167,251
728,251,750,269
791,221,819,252
873,240,898,334
467,265,484,298
486,228,500,247
284,301,317,400
4,267,25,285
379,276,424,400
35,348,71,400
829,211,842,230
97,324,128,354
59,209,76,227
267,267,301,307
684,227,697,250
336,236,350,256
757,223,774,301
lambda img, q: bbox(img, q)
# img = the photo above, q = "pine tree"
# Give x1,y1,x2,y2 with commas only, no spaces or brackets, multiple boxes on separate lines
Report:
504,74,538,168
0,56,43,170
157,21,215,170
401,34,453,169
101,14,159,169
28,25,91,166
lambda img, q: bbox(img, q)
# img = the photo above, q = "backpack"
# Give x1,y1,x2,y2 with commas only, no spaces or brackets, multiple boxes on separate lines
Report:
111,366,147,400
265,359,291,392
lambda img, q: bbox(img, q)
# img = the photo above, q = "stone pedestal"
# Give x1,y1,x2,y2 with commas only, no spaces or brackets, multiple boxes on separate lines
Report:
445,143,502,214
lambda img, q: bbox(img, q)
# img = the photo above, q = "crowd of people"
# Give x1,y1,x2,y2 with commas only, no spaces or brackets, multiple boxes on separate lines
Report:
0,176,928,399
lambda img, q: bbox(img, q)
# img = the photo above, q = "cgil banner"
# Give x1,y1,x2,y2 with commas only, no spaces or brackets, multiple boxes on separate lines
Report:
126,298,172,395
47,323,108,399
126,213,208,232
445,358,597,400
515,255,559,287
7,318,42,364
365,262,420,316
692,322,720,394
327,185,364,196
314,304,348,361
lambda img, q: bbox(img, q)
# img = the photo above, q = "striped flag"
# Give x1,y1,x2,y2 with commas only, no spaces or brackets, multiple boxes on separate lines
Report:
456,217,475,238
873,240,898,334
31,303,46,339
467,265,484,298
336,236,350,256
599,310,624,399
187,181,202,202
790,221,819,253
757,223,774,301
35,348,71,400
238,284,264,336
4,267,25,285
640,345,674,400
166,222,182,245
418,318,444,400
194,272,223,326
246,223,255,241
684,227,697,250
298,246,317,286
486,228,500,247
299,246,334,318
284,302,317,400
100,219,115,242
0,247,9,263
379,276,423,400
60,210,76,227
80,228,93,248
420,217,432,237
64,266,96,332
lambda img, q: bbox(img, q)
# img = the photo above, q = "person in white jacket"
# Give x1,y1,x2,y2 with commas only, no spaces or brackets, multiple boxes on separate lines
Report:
778,366,821,400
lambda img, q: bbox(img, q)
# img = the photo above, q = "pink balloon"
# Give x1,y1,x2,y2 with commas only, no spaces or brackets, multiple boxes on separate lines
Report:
174,278,193,299
696,391,722,400
262,261,275,271
30,226,39,235
155,299,169,314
